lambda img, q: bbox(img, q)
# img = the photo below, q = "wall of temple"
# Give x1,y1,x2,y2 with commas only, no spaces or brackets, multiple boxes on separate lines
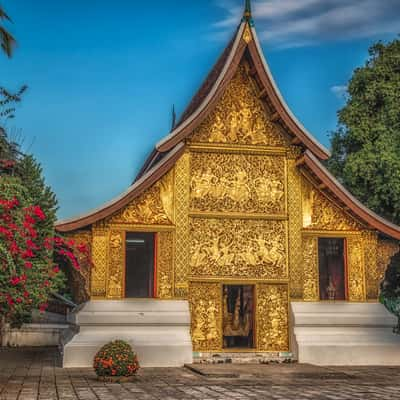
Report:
65,63,399,354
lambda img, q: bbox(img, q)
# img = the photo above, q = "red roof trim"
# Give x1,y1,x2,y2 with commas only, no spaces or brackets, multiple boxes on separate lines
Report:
302,150,400,240
56,143,185,232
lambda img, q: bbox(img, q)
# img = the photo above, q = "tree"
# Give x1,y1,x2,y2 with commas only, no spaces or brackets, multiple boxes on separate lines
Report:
0,5,16,58
380,252,400,333
328,38,400,224
0,175,90,327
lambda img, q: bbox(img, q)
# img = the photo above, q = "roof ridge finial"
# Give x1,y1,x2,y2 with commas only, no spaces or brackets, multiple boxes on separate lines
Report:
242,0,254,26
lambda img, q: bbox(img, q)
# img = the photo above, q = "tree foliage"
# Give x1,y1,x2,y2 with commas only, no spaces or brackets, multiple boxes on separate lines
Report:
328,38,400,224
0,5,16,58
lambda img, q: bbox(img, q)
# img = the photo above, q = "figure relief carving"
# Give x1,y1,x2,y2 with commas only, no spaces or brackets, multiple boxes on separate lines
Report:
190,153,286,214
302,179,361,231
189,282,222,351
157,231,174,299
257,284,289,351
347,236,366,301
91,228,109,297
107,231,124,299
363,231,379,300
302,236,319,301
190,218,287,279
192,65,288,146
174,153,190,298
109,171,174,225
287,159,303,299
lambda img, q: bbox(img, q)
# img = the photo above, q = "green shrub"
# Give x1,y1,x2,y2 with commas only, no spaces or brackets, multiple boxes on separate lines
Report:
93,340,139,377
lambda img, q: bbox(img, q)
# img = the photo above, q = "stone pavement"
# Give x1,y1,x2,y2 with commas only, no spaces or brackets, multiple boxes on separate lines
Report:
1,348,400,400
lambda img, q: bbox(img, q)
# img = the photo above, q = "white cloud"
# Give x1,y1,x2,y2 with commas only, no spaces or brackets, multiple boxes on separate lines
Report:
331,85,348,99
214,0,400,48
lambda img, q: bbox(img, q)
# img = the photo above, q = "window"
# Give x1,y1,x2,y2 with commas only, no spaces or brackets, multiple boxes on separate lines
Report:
125,233,155,298
318,238,347,301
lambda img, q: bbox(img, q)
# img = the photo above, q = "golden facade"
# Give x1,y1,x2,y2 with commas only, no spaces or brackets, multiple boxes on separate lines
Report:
68,61,398,354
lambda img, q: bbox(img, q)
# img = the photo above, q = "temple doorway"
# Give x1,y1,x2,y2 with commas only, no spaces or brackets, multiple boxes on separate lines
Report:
223,285,255,349
125,232,155,298
318,238,347,301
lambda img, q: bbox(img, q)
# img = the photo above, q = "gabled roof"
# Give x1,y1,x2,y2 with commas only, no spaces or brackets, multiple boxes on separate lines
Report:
56,3,400,240
137,15,330,180
56,143,184,232
298,151,400,240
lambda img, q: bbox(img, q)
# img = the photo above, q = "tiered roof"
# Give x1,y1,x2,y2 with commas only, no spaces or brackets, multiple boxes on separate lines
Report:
56,1,400,240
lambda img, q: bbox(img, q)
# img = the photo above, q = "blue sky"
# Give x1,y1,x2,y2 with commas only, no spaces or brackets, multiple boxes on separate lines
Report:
1,0,399,220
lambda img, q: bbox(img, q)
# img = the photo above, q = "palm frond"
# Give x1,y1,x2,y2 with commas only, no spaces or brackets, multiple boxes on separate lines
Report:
0,6,12,22
0,25,16,57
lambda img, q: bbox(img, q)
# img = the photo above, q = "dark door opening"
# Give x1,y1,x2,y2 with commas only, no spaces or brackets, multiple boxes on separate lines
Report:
125,232,155,298
223,285,255,349
318,238,346,301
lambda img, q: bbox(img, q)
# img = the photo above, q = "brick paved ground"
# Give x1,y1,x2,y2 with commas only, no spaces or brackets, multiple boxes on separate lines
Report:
1,348,400,400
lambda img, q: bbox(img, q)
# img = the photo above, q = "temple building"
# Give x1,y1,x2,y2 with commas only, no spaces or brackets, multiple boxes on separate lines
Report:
57,1,400,367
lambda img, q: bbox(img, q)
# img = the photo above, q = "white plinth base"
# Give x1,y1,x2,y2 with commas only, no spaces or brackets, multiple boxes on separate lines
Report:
2,323,69,347
62,300,193,368
291,302,400,366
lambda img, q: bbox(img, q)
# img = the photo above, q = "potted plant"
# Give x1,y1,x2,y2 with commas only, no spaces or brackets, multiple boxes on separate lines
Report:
93,340,140,382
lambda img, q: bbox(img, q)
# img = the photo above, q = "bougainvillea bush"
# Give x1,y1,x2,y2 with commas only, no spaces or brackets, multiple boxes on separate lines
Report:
93,340,140,379
0,175,91,328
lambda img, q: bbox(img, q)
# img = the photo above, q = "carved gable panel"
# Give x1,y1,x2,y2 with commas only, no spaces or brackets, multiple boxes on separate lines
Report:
302,178,362,231
190,152,286,214
189,218,288,280
108,170,174,225
191,65,288,147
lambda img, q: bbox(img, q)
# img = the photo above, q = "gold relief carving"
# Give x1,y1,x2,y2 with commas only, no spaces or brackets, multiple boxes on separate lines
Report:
109,171,174,225
107,231,124,299
190,218,287,280
302,179,361,231
190,153,286,214
192,66,288,147
363,231,379,300
286,145,302,160
257,284,289,351
157,231,174,299
189,282,222,351
91,228,109,297
375,239,399,298
243,24,252,43
347,236,365,301
302,236,319,301
287,159,303,299
174,154,190,298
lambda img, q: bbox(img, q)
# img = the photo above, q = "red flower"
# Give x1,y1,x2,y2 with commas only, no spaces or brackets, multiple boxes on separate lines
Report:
33,206,46,221
21,249,34,259
9,241,20,255
10,276,21,286
53,266,60,274
16,297,22,304
44,280,50,287
39,303,48,312
26,239,38,250
23,291,30,298
24,261,33,269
